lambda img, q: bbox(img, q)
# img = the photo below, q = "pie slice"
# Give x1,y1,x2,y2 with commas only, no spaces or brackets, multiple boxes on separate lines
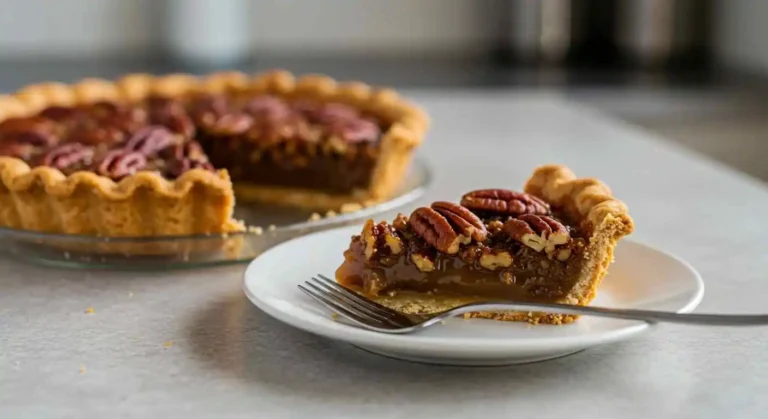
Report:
336,165,634,324
0,71,428,237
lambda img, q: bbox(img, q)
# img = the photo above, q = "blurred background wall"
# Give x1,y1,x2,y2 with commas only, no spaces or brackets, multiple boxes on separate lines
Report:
0,0,763,75
1,0,768,181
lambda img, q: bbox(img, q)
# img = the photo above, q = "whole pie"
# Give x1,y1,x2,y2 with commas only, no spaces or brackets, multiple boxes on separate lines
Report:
336,165,634,324
0,71,428,236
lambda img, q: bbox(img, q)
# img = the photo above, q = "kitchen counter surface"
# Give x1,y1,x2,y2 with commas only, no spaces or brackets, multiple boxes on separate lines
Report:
1,92,767,418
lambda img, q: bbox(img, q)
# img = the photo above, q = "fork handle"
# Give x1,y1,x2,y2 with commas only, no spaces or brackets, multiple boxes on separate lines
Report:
436,301,768,326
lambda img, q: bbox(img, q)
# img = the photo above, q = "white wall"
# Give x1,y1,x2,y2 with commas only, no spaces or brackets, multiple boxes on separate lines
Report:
0,0,493,57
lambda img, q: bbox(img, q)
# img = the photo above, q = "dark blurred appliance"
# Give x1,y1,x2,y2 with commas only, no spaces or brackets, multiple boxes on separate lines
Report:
493,0,711,70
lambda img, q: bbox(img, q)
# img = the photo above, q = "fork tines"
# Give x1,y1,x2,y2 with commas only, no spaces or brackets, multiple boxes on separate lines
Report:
298,274,413,329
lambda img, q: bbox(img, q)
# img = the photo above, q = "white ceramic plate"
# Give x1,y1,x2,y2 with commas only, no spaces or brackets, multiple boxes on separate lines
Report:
243,225,704,366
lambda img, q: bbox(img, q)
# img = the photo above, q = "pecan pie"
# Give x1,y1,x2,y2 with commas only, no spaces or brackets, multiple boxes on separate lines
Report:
336,165,634,324
0,71,428,236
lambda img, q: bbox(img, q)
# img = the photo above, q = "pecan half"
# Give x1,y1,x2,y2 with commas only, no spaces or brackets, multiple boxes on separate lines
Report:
0,117,58,146
503,214,570,255
430,201,488,243
328,118,380,143
41,143,94,170
0,142,35,160
189,94,228,125
461,189,550,217
244,96,292,121
40,106,83,122
408,207,461,254
124,126,177,156
205,113,254,136
147,97,195,137
96,149,147,179
68,125,125,146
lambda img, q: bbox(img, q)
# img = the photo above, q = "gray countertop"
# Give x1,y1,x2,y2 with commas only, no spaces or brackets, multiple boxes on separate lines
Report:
2,92,768,418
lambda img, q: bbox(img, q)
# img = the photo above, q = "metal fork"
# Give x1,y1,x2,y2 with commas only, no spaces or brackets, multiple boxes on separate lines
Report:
298,275,768,334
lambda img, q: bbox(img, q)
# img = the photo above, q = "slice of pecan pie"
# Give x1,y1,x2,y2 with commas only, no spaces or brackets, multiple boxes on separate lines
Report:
0,71,428,236
336,165,634,324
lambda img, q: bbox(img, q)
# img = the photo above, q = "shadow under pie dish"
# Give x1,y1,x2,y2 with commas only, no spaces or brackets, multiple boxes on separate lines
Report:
0,71,428,238
336,165,634,324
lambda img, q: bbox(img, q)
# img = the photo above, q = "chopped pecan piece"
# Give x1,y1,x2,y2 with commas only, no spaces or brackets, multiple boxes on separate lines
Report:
479,249,514,271
503,214,570,256
461,189,550,217
360,219,403,261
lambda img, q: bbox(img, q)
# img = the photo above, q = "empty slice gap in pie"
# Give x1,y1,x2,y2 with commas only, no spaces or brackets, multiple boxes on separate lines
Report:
336,165,634,324
0,71,429,237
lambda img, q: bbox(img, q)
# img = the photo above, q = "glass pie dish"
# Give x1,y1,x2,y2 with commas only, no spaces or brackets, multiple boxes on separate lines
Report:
0,158,430,269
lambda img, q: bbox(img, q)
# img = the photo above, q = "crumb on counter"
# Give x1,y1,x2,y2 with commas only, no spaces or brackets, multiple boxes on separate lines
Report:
267,224,276,231
247,225,264,235
84,307,95,314
79,365,86,374
163,341,174,348
308,212,322,221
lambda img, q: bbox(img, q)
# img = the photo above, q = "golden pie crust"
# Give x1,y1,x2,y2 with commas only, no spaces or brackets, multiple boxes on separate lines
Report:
0,71,429,237
369,165,634,324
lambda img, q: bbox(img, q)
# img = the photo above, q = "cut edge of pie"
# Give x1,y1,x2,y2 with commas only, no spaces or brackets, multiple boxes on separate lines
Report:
335,164,634,325
0,71,429,237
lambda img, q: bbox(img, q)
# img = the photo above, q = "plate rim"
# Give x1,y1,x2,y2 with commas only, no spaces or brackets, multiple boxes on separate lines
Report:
243,225,704,353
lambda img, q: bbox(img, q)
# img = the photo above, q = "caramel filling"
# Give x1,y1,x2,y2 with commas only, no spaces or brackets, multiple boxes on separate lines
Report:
336,233,586,303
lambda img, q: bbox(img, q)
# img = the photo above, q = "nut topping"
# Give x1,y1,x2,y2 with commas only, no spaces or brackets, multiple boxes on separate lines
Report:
430,201,488,243
328,118,380,143
408,207,461,254
503,214,570,256
461,189,550,217
124,126,177,156
40,106,82,122
41,143,94,170
206,113,254,136
360,219,403,261
479,249,514,271
0,117,58,146
96,149,147,179
244,96,292,121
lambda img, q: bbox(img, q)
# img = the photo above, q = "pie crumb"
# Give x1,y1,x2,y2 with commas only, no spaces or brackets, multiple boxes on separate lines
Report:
247,225,264,235
325,210,337,218
163,341,174,348
308,212,322,221
79,365,86,375
84,307,95,314
267,224,276,231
